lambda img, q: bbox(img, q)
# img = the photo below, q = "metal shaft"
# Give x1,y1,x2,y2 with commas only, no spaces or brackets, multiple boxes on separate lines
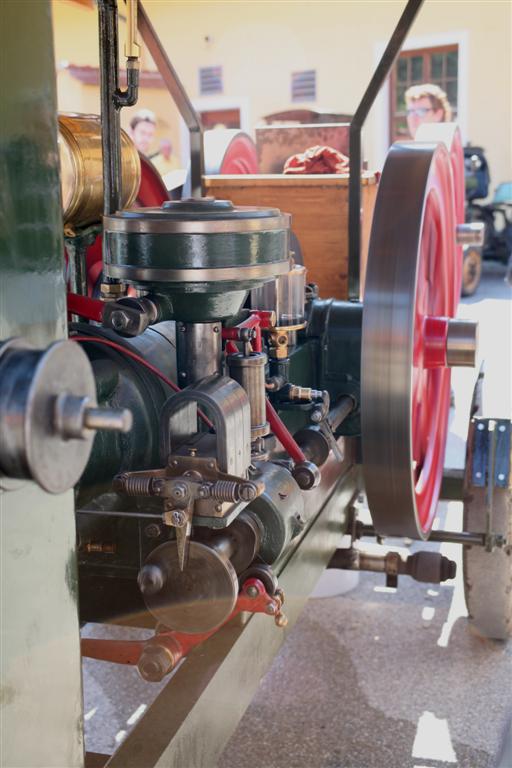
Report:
446,319,478,367
98,0,123,219
328,395,355,432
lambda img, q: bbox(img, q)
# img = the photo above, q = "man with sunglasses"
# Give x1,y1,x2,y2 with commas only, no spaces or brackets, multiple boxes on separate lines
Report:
405,83,453,138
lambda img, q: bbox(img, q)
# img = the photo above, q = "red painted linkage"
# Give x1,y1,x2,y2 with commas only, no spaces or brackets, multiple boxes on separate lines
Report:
67,293,105,323
81,579,285,677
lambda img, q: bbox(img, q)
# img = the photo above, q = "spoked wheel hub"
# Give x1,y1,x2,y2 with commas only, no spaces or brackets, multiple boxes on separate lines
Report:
362,140,477,539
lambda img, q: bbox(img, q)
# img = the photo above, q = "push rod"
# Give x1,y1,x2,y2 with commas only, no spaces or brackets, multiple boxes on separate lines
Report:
328,395,355,431
138,2,204,197
348,0,424,299
98,0,123,218
359,524,486,547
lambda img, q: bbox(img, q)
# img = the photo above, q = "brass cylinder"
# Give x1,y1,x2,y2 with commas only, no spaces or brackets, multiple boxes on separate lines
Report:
58,113,141,229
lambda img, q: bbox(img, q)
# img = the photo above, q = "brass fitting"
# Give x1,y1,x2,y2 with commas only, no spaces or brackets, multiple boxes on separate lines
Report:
268,329,289,359
100,282,127,300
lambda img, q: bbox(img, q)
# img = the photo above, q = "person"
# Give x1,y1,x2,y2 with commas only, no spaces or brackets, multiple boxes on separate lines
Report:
128,109,156,155
151,138,180,175
405,83,452,138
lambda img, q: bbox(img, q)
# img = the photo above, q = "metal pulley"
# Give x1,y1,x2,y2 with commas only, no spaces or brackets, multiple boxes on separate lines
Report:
102,197,291,322
362,139,478,539
0,339,132,493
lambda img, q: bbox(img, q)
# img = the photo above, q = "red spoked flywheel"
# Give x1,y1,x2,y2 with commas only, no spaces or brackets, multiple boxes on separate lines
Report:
416,122,465,308
361,140,475,539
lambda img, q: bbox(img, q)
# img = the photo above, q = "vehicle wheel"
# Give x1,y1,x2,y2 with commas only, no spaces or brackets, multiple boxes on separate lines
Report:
463,423,512,640
461,246,482,296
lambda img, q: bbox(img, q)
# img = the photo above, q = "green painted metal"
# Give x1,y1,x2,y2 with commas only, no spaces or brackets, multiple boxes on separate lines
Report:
105,230,288,271
103,201,289,321
0,2,84,765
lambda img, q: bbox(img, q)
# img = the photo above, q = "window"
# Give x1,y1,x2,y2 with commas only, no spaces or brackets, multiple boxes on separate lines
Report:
291,70,316,103
199,66,223,96
390,45,458,141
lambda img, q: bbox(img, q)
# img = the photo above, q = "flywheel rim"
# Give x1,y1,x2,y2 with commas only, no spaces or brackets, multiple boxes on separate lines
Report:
362,141,458,539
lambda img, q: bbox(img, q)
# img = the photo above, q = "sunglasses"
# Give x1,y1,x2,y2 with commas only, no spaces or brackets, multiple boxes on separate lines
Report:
407,107,434,118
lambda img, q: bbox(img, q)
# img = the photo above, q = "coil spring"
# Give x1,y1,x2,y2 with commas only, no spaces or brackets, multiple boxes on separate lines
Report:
210,480,241,502
114,473,154,496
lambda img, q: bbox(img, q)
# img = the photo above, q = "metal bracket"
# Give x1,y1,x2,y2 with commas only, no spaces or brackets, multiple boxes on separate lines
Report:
470,418,510,551
472,418,511,488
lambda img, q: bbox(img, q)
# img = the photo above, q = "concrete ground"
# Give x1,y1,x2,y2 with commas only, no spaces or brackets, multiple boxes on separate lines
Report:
219,262,512,768
83,262,511,766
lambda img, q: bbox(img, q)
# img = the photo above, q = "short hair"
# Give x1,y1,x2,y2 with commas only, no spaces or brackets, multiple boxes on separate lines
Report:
130,109,156,131
405,83,453,122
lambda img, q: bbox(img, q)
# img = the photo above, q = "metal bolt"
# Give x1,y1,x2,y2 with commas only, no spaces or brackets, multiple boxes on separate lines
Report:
499,425,506,432
138,565,164,595
275,612,288,628
478,423,485,431
180,372,187,379
171,482,188,501
188,447,198,457
239,482,258,502
172,509,186,527
144,523,162,539
213,326,220,333
110,310,130,331
208,461,215,469
265,602,276,615
498,473,506,482
246,585,259,598
137,644,175,683
215,503,222,513
310,409,323,423
179,324,186,332
275,588,285,605
151,479,166,495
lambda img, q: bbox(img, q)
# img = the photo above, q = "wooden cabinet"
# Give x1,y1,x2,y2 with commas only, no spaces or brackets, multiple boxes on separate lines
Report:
204,173,377,300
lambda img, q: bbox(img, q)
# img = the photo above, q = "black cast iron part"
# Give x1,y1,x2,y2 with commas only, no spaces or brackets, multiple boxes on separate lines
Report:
307,299,362,435
348,0,424,299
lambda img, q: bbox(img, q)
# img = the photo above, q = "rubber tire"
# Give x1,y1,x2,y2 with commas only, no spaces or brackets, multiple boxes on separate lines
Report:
461,246,482,297
463,425,512,640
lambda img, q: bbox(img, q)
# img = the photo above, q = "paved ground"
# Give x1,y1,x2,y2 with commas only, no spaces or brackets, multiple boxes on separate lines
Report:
83,262,512,766
219,262,512,768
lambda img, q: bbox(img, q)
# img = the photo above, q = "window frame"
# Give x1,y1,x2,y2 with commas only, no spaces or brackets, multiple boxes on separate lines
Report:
389,44,459,142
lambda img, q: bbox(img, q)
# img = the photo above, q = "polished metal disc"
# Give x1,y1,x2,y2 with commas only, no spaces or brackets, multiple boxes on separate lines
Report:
361,142,457,539
141,540,238,634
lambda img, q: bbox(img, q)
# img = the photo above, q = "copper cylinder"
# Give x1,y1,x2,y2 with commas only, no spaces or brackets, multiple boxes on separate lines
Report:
58,113,141,229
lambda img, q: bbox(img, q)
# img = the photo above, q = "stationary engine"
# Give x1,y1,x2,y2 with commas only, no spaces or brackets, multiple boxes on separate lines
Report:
1,109,481,682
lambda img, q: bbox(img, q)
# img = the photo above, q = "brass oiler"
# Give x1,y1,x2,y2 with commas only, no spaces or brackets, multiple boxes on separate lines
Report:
59,113,141,229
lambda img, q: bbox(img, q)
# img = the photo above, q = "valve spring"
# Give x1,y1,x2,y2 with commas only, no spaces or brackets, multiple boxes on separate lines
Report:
115,474,153,496
210,480,241,502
